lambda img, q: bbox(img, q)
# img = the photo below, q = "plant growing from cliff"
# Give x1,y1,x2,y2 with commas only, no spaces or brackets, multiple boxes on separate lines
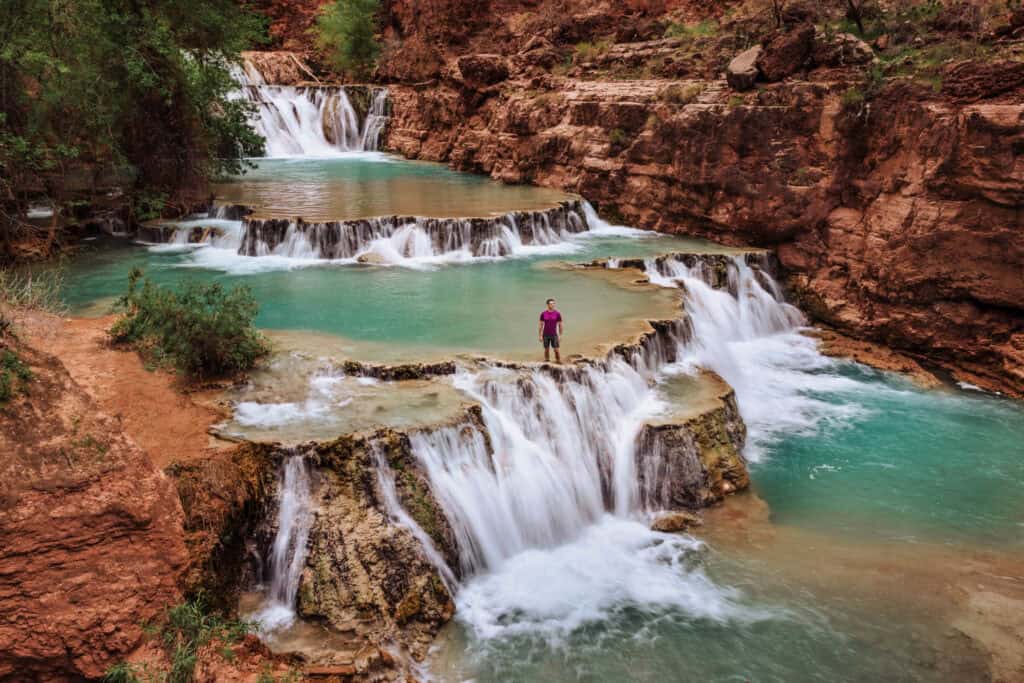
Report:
0,349,32,403
314,0,382,80
664,19,719,39
106,594,253,683
111,268,269,379
662,83,704,105
573,40,612,65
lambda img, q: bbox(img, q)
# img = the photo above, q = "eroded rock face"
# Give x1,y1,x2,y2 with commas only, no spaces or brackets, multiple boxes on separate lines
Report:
757,23,815,82
455,53,510,89
636,379,749,510
364,1,1023,395
384,72,1023,396
0,341,188,680
296,428,458,659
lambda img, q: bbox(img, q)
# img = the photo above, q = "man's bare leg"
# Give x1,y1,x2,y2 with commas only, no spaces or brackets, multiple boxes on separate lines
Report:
554,348,561,363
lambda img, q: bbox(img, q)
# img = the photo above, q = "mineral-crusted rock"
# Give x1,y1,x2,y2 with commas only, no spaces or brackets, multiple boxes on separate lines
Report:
651,510,703,533
636,378,749,510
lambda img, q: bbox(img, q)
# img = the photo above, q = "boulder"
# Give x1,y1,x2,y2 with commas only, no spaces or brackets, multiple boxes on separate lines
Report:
726,45,763,91
651,510,703,533
455,54,510,90
942,60,1024,102
813,30,875,67
757,23,815,82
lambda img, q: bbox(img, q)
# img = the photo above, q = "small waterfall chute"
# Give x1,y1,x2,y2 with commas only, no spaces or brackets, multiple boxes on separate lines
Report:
232,62,389,157
254,455,315,631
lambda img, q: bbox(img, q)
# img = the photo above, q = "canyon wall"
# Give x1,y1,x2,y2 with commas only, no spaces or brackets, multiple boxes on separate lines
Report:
0,340,188,679
370,0,1024,395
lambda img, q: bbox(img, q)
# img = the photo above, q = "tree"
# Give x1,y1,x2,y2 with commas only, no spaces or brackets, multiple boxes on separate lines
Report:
0,0,266,246
314,0,382,80
845,0,869,35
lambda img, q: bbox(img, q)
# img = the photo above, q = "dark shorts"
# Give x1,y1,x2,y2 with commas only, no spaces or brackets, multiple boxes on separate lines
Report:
543,334,560,349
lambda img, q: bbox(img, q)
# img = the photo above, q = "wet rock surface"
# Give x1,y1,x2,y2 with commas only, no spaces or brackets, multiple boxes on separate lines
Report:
637,379,750,510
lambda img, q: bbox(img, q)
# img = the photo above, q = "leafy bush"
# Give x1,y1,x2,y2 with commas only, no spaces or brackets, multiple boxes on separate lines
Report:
105,594,252,683
662,83,704,104
314,0,382,79
111,269,268,379
664,19,718,39
0,349,32,403
573,39,612,64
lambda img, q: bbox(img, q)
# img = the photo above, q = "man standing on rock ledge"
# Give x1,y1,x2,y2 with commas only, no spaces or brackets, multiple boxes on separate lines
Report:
539,298,564,363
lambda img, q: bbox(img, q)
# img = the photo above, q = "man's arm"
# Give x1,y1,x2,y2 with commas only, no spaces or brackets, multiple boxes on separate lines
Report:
558,315,564,337
538,318,544,340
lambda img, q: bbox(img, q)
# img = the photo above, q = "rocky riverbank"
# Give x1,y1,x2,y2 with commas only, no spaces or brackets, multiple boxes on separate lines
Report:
326,0,1023,397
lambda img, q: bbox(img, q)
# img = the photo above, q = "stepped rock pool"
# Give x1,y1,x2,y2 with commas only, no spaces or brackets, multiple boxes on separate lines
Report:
56,155,1024,681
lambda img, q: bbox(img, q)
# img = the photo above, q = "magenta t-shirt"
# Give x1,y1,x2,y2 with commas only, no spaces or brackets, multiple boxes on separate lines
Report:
540,310,562,336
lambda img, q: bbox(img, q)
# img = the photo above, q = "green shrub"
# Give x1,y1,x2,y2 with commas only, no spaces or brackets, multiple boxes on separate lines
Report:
110,269,268,379
573,39,611,64
106,594,252,683
314,0,382,79
664,19,718,40
102,662,141,683
662,83,704,105
841,86,866,107
608,128,628,146
0,349,32,403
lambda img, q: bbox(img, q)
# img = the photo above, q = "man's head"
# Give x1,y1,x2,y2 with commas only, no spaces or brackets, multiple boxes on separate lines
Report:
546,298,556,310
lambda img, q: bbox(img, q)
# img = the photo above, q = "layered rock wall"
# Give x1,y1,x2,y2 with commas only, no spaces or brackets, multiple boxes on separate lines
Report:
370,1,1023,395
0,341,188,679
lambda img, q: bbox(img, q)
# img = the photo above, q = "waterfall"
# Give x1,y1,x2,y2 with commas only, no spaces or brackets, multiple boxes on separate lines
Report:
255,455,314,631
236,200,590,264
233,63,388,157
405,255,801,579
372,447,458,591
410,360,663,575
148,200,590,269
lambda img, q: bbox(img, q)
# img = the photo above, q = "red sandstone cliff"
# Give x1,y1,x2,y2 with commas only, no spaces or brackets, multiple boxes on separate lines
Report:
359,0,1023,395
0,335,188,679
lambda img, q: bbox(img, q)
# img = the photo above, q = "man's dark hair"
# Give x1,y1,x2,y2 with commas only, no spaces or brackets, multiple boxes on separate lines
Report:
546,298,555,304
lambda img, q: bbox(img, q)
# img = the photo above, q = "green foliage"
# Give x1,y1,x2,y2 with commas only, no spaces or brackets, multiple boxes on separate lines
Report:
102,662,141,683
662,83,704,105
0,267,66,312
841,86,866,107
0,349,32,403
315,0,382,79
664,19,719,39
573,40,612,64
133,192,169,223
0,0,265,209
608,128,628,146
111,268,268,379
106,594,252,683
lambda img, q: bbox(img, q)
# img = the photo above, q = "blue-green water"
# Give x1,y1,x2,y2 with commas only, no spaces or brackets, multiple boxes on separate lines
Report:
752,362,1024,549
58,232,714,361
215,155,573,220
52,158,1024,681
431,353,1024,682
